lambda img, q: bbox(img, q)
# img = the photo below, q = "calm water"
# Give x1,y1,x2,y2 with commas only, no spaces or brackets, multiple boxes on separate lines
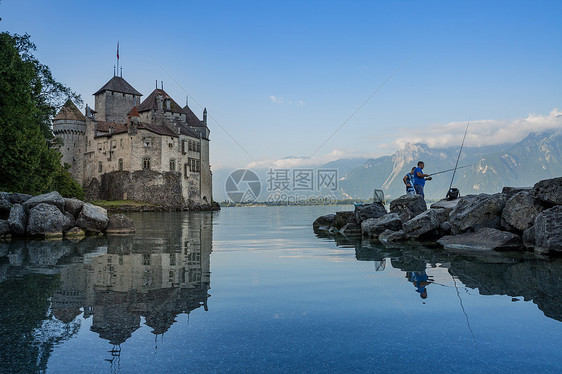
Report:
1,206,562,373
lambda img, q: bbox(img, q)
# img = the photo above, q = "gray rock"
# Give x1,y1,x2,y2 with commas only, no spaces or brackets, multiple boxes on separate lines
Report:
64,198,84,218
5,192,33,205
439,221,453,236
361,213,402,238
532,177,562,205
105,214,136,235
390,194,427,223
378,229,407,244
339,222,362,236
313,214,335,231
0,194,12,214
27,203,70,237
64,212,76,232
65,226,86,238
522,227,535,248
502,186,532,199
23,191,65,212
501,191,545,232
438,228,523,252
8,204,27,236
449,193,507,234
403,208,449,239
354,203,387,224
0,220,9,235
334,211,356,229
76,203,109,232
430,199,460,214
533,206,562,254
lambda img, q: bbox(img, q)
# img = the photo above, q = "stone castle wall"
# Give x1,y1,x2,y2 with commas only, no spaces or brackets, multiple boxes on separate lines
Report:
95,91,140,123
89,170,184,209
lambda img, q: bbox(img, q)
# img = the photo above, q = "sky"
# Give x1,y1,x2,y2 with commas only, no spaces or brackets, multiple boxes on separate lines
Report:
2,0,561,170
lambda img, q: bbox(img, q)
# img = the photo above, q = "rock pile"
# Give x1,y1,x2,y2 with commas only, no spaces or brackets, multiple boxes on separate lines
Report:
313,176,562,255
0,191,135,239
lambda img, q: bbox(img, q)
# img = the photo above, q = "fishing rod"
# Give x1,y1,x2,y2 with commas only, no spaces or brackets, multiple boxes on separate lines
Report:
448,119,471,192
428,164,474,177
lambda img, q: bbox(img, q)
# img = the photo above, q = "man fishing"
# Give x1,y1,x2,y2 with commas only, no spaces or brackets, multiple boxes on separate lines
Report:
403,167,416,195
413,161,432,198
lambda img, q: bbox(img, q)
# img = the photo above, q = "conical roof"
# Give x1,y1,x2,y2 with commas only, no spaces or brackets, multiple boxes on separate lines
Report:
182,104,205,127
54,99,85,121
93,76,142,96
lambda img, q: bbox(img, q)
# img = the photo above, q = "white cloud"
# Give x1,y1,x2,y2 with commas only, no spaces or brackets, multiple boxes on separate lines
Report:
393,108,562,149
245,149,373,169
269,95,305,107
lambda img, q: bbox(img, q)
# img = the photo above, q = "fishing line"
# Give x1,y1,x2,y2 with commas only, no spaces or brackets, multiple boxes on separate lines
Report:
448,119,470,192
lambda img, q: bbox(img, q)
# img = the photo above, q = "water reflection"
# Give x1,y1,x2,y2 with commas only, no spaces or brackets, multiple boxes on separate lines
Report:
322,233,562,322
0,212,213,372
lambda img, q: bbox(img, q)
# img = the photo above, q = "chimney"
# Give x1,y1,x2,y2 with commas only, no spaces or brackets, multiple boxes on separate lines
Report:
203,108,207,126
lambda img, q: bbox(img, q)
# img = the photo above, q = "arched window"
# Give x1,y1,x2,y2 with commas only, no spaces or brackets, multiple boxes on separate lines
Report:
143,157,150,170
118,158,123,171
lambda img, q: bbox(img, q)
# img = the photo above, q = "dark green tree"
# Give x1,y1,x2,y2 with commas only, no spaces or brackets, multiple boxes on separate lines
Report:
0,32,84,197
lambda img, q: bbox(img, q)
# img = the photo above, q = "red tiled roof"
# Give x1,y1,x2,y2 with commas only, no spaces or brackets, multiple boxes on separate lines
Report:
128,106,140,117
54,100,85,121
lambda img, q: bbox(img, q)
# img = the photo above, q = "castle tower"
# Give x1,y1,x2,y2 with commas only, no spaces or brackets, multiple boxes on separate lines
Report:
53,99,86,184
93,76,142,123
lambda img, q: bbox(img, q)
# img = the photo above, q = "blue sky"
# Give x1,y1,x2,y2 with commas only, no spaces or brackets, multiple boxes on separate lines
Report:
2,0,561,169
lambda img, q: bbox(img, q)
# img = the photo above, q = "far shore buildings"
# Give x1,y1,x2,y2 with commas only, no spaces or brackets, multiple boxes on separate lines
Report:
53,74,212,209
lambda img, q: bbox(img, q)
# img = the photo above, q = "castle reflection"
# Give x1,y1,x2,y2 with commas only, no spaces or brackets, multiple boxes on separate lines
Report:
51,212,213,345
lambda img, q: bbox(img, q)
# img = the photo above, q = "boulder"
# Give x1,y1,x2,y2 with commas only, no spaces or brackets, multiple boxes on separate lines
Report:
64,198,84,218
105,214,136,235
502,186,532,199
64,212,76,232
522,227,535,248
532,177,562,205
438,228,523,252
430,199,460,214
501,191,545,232
361,213,402,238
339,222,362,236
27,203,70,237
313,214,335,231
0,220,9,236
334,211,356,229
378,229,408,244
4,192,33,205
65,226,86,238
23,191,65,212
390,194,427,223
8,204,27,236
0,194,11,215
76,203,109,232
354,203,387,224
439,221,453,236
533,206,562,254
449,193,507,234
403,208,449,239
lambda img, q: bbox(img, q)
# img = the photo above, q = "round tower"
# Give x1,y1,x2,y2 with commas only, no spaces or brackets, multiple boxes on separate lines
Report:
53,99,86,184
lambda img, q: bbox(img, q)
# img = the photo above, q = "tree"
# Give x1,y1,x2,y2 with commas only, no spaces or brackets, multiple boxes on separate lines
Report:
0,32,84,197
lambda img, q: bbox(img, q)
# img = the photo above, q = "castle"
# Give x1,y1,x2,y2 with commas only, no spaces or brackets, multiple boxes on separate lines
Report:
53,74,213,209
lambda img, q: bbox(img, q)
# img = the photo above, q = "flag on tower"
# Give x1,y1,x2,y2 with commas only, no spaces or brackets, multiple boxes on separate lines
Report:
117,41,119,60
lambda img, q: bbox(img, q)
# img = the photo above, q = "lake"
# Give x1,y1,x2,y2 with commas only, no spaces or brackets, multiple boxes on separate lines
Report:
1,206,561,373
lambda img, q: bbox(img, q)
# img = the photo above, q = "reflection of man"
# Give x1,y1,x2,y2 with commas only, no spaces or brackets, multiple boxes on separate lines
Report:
406,270,434,299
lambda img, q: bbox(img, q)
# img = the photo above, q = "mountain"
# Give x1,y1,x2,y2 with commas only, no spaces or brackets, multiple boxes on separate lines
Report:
338,131,561,200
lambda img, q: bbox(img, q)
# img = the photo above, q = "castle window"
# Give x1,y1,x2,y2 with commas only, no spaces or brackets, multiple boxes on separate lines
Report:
143,157,151,170
143,254,151,266
118,158,123,171
169,159,176,171
196,142,201,153
184,163,189,178
98,162,102,173
170,253,176,266
120,139,123,147
165,99,171,111
143,138,151,147
182,140,186,154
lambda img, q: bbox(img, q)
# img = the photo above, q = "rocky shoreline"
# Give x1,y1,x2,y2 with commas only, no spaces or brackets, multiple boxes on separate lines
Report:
0,191,136,239
313,176,562,255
